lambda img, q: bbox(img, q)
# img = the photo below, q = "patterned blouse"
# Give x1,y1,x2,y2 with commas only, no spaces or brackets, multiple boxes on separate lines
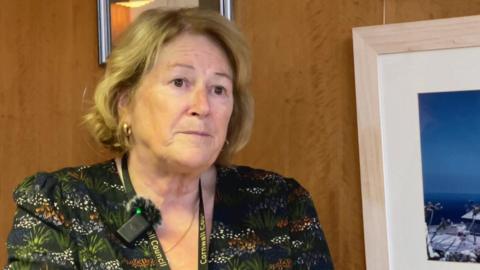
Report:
5,160,333,269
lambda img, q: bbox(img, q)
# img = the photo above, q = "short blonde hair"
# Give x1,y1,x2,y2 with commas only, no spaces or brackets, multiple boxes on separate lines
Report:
84,8,253,164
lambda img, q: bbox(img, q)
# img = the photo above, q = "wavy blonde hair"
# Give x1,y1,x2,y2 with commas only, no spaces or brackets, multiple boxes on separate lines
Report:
84,8,253,164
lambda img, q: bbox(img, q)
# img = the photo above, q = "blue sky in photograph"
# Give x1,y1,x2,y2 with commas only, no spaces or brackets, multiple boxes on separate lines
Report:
419,90,480,195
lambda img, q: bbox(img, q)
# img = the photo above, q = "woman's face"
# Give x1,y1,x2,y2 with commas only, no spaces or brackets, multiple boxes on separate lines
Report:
122,33,234,171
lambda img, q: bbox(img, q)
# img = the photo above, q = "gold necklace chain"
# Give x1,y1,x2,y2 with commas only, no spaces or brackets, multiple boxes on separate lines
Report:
164,201,199,253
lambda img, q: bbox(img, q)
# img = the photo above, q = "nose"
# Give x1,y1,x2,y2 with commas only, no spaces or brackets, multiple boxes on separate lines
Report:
188,84,210,117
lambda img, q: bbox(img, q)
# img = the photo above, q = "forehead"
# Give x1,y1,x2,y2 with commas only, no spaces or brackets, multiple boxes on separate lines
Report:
154,33,232,74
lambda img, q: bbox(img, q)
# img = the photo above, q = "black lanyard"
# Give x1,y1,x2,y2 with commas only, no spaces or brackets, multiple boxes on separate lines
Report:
121,154,208,270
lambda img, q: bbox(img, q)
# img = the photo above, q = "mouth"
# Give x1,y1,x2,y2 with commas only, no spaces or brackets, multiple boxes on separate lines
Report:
178,131,212,137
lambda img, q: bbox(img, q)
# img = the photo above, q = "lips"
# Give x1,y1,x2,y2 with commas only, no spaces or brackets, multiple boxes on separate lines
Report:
178,131,212,137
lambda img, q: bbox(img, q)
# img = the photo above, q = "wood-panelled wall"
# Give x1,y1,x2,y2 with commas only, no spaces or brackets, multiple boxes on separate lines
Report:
233,1,480,270
2,0,480,268
0,1,106,266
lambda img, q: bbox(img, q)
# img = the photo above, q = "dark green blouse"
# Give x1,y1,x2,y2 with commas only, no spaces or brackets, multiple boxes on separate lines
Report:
5,160,333,269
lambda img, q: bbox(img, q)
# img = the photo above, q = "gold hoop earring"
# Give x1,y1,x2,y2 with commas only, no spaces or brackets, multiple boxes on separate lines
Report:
123,123,132,137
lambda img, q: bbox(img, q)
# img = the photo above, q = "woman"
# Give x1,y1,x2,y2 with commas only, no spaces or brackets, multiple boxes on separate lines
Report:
5,8,333,270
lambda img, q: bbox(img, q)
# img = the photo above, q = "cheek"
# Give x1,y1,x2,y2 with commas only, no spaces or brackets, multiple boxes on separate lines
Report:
218,102,234,133
132,93,172,136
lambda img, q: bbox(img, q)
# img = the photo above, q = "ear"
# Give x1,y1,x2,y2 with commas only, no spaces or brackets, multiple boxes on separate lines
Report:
117,91,132,122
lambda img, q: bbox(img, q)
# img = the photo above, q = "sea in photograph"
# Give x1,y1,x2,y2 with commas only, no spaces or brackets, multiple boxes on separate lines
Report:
424,192,480,225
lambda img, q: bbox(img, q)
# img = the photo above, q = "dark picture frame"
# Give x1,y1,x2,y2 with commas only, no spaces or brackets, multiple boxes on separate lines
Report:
97,0,233,65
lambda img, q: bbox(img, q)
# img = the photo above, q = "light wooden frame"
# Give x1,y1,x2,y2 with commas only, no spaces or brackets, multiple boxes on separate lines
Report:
353,15,480,270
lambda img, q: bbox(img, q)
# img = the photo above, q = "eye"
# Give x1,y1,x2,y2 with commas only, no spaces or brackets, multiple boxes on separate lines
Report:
172,78,185,88
213,86,227,95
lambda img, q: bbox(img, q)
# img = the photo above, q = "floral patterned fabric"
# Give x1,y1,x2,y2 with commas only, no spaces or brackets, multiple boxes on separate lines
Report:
5,160,333,269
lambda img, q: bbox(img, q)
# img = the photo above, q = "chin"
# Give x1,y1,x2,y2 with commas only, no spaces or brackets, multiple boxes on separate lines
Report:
168,150,218,172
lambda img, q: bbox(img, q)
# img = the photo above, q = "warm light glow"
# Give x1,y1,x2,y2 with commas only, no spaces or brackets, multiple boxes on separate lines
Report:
114,0,154,8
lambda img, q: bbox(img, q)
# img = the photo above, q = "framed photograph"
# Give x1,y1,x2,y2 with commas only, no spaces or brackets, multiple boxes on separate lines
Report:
353,15,480,270
97,0,233,65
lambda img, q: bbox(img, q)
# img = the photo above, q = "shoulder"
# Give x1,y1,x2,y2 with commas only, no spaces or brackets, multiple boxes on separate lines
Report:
217,164,310,197
215,164,315,216
14,160,117,200
12,160,119,227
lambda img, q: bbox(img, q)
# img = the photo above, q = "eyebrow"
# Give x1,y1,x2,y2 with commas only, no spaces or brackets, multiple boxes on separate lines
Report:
168,63,233,81
169,63,195,70
215,72,233,81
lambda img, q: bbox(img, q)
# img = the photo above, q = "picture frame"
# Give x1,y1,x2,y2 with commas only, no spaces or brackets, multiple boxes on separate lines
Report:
353,15,480,270
97,0,233,65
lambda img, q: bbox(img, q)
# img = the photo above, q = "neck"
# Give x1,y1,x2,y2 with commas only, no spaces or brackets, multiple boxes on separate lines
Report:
119,150,215,208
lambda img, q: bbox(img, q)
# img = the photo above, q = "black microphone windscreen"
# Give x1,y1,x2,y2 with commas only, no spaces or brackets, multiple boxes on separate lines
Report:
126,196,162,227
